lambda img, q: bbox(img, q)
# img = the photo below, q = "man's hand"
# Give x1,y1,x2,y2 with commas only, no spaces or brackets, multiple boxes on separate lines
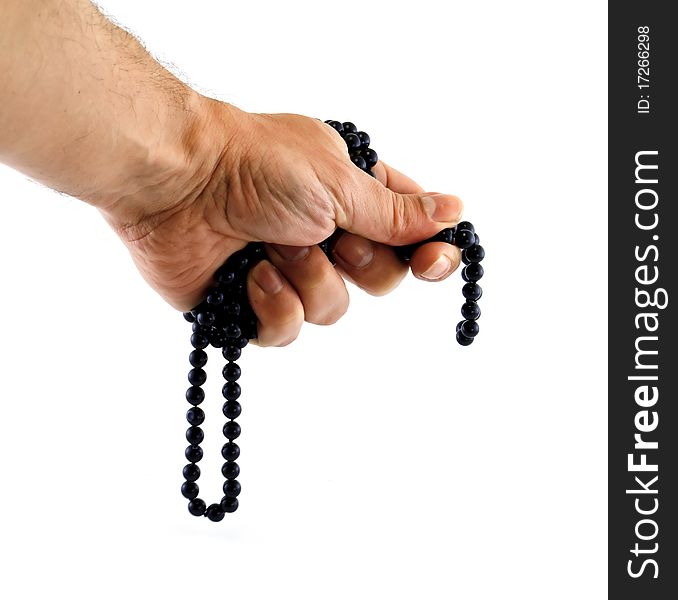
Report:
104,102,464,346
0,0,464,347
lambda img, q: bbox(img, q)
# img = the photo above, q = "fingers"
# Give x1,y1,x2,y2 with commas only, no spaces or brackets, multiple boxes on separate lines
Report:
372,160,424,194
246,246,351,347
334,160,461,289
266,243,349,325
246,260,304,347
408,242,461,282
336,161,463,246
331,232,408,296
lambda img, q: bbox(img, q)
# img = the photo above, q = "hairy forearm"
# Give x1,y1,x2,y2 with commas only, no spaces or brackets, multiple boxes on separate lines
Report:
0,0,226,225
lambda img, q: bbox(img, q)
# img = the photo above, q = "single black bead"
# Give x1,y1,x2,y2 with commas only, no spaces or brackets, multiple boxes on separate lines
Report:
189,349,208,369
206,504,225,522
183,312,196,323
192,321,206,333
461,301,481,320
464,245,485,263
223,346,241,361
185,386,205,406
233,255,249,271
216,269,235,285
362,148,378,168
394,244,415,262
223,421,241,440
186,426,204,445
188,368,207,386
325,120,344,133
186,406,205,426
183,463,201,482
196,311,215,327
351,155,367,170
344,133,361,152
462,282,483,301
207,290,224,305
456,330,474,346
357,130,370,149
223,479,242,498
222,363,241,382
223,400,242,420
342,121,358,133
221,442,240,461
456,221,475,234
235,336,249,349
209,332,227,348
474,233,480,245
461,319,480,338
249,243,266,259
181,481,199,499
222,382,241,401
190,332,209,350
188,498,206,516
185,445,203,463
225,301,241,316
221,461,240,479
225,323,241,339
432,228,454,244
453,229,475,249
220,497,239,513
462,263,484,282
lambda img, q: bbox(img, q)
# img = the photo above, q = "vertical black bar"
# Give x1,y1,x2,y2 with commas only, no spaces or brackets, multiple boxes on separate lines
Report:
609,1,677,597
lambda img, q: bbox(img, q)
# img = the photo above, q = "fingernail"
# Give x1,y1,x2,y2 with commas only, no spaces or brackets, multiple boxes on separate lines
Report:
334,234,375,268
253,262,284,294
420,255,452,280
422,193,463,223
270,244,310,261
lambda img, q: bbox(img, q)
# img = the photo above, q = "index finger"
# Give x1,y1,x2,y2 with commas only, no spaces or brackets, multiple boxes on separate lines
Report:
372,160,424,194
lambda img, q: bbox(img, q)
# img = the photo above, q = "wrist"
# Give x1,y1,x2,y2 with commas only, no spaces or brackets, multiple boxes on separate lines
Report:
97,93,247,242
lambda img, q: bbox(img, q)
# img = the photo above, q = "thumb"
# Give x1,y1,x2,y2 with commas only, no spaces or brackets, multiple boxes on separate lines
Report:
336,180,463,246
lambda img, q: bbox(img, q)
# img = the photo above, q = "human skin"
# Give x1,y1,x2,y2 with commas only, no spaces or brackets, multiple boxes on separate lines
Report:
0,0,464,346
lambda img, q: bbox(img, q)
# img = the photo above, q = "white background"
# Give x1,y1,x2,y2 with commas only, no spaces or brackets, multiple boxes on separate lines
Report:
0,1,607,598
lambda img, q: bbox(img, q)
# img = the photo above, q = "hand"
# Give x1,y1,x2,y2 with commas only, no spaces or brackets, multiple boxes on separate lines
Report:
103,100,464,346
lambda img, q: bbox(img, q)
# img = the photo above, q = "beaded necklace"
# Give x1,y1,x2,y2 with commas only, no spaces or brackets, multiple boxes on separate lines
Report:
180,120,485,521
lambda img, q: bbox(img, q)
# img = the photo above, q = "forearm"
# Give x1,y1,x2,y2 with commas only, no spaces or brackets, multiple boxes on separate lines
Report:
0,0,226,227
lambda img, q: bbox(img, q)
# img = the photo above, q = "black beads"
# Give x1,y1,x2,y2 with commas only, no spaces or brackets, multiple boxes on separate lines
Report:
185,445,203,463
189,349,208,369
222,363,241,382
222,382,241,401
462,282,483,301
221,442,240,461
206,503,225,522
223,421,241,440
221,461,240,479
453,228,475,249
186,426,204,445
461,301,481,321
462,263,484,282
181,481,199,500
221,497,239,513
185,386,204,406
180,119,486,522
223,479,241,498
186,406,205,426
460,320,480,338
188,368,206,386
183,463,201,482
190,332,209,350
188,498,206,516
223,401,241,420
